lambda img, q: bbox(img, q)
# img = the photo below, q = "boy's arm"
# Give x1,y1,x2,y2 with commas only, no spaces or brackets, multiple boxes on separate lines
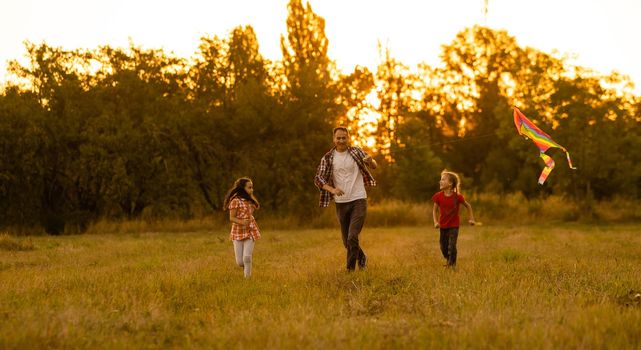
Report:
432,202,440,228
463,201,476,225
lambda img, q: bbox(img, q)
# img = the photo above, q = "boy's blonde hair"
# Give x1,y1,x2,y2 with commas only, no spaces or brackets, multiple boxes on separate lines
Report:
441,170,461,193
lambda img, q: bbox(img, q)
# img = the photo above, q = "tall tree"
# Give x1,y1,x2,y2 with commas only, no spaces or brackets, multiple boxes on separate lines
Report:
186,26,294,213
374,44,414,160
279,0,341,215
435,26,520,185
549,68,641,200
6,43,95,233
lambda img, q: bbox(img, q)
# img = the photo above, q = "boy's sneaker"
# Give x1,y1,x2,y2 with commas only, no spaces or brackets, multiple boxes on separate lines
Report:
358,254,368,269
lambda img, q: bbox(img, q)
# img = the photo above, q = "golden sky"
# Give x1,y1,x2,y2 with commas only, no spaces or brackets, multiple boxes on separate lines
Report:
2,0,640,94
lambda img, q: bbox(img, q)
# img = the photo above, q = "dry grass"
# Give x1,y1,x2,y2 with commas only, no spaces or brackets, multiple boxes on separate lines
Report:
8,195,637,237
1,224,641,349
0,233,34,251
363,195,641,227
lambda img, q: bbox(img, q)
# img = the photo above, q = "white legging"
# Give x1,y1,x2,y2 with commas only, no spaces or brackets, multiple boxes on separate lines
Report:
233,239,255,278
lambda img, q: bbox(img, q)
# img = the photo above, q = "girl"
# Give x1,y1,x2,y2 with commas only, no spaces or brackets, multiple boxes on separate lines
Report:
223,177,261,278
432,170,475,268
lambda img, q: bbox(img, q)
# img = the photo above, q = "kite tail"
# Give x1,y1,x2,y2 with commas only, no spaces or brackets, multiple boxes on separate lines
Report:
563,149,577,169
538,152,555,185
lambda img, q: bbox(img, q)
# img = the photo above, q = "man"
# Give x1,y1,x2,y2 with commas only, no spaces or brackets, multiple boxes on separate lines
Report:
314,127,377,271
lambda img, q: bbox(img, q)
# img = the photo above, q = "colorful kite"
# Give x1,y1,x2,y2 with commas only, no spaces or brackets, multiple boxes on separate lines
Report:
513,107,576,184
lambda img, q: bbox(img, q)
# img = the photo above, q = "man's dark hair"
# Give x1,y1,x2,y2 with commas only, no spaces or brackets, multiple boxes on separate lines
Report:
333,127,349,135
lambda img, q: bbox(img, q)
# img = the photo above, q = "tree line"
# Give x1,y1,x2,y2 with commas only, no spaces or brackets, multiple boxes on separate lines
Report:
1,0,640,234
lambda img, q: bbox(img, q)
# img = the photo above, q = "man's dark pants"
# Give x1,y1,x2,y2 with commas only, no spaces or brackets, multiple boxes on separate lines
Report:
439,227,459,266
335,199,367,271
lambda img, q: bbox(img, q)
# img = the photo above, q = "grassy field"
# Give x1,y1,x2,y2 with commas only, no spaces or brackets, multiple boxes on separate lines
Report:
1,224,640,349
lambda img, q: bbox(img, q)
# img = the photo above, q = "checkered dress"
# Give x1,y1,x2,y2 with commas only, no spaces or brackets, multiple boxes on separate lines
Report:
314,146,376,207
228,197,261,241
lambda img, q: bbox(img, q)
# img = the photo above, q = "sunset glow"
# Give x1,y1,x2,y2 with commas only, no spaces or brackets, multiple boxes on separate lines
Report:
1,0,641,94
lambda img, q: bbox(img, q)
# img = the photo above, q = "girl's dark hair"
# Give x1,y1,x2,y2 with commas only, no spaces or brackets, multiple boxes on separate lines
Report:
223,177,259,210
441,170,461,193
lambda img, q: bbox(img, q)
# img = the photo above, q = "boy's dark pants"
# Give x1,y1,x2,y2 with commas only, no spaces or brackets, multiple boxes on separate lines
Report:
335,199,367,271
439,227,459,266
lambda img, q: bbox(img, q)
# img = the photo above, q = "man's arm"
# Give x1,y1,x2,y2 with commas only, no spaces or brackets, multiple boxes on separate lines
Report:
322,184,344,196
314,156,330,189
363,154,377,169
314,155,344,196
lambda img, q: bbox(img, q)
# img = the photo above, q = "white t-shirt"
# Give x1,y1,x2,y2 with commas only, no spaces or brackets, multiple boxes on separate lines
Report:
332,149,367,203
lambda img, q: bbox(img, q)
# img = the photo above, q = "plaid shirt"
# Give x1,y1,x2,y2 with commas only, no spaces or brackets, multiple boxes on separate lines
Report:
228,197,261,241
314,146,376,207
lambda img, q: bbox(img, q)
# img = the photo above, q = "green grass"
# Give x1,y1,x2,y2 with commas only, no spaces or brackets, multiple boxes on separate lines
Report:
1,225,641,349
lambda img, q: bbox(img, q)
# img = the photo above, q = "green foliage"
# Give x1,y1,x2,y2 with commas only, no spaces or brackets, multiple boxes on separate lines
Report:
1,11,641,234
388,113,443,200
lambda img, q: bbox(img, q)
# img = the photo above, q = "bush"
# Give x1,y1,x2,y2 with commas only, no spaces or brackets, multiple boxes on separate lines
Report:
8,194,641,235
365,200,429,227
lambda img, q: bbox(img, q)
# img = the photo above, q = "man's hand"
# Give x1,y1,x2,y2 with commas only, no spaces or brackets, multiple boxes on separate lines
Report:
434,223,440,229
322,184,344,196
363,155,377,169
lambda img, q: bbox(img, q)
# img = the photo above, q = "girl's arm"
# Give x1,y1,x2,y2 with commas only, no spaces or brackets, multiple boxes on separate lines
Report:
229,208,249,226
463,201,476,225
432,202,440,228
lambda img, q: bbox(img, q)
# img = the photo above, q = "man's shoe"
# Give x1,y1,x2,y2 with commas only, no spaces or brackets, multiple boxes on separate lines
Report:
358,254,368,269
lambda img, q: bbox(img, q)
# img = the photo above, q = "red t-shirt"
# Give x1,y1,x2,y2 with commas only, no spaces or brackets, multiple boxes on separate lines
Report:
432,191,465,228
